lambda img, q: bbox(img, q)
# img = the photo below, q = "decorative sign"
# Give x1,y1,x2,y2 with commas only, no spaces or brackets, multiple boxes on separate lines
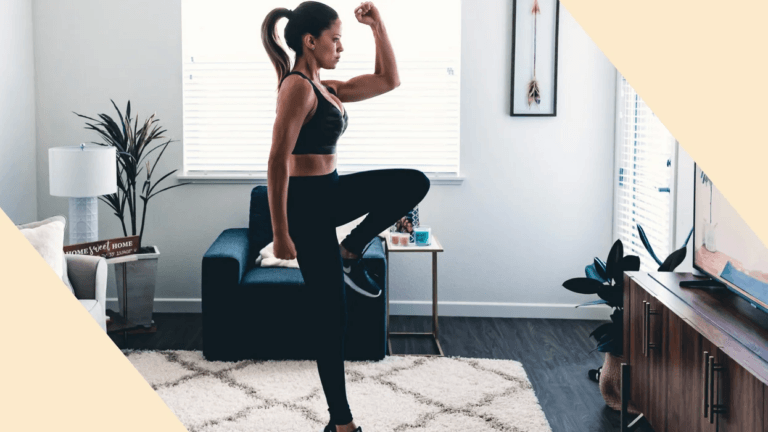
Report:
63,235,140,258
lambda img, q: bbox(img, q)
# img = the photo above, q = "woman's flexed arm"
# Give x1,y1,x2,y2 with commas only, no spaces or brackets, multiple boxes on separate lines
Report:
355,2,400,86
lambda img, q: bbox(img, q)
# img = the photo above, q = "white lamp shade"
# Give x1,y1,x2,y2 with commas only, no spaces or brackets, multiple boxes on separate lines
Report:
49,145,117,197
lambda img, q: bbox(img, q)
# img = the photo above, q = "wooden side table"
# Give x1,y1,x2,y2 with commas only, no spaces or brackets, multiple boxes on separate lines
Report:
384,232,444,356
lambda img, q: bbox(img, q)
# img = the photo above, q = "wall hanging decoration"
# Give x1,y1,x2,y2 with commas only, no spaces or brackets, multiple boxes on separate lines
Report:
510,0,560,116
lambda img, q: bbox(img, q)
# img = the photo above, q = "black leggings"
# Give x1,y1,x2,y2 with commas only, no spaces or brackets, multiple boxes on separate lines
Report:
286,168,430,426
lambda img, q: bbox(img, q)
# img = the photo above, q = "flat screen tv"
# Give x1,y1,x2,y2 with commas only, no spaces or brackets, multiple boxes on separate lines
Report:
690,162,768,314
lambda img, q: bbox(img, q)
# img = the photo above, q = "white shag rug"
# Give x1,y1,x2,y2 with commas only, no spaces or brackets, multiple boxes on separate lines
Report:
121,350,552,432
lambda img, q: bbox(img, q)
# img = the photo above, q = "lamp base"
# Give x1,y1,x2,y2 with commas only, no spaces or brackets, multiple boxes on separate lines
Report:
69,196,98,245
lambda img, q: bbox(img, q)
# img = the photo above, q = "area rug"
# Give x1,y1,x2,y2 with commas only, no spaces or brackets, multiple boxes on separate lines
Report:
121,349,552,432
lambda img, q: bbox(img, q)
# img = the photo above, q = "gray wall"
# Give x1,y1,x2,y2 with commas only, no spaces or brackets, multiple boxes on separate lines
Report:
24,0,629,319
0,0,38,224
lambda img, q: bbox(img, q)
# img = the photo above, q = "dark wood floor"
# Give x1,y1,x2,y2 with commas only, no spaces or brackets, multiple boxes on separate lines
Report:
110,315,653,432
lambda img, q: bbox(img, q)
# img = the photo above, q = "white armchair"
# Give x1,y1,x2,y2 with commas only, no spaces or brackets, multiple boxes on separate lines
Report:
66,254,108,332
17,215,108,332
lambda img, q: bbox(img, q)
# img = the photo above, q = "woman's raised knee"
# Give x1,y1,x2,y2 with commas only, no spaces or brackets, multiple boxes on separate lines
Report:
411,169,430,200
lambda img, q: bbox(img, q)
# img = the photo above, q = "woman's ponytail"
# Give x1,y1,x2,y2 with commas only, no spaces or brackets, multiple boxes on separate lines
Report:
260,2,339,92
261,8,293,92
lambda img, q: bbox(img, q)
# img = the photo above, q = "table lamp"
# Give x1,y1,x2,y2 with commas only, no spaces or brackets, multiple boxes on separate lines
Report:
49,144,117,245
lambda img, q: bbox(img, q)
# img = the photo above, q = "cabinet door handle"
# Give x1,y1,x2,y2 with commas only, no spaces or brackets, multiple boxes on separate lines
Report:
709,354,726,425
702,350,709,418
642,301,647,356
644,301,659,357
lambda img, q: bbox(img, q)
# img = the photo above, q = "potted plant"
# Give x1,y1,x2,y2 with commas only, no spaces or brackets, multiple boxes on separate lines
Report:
563,225,693,412
73,100,187,327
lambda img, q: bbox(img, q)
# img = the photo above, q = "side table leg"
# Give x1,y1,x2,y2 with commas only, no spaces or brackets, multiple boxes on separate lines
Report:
386,248,390,356
433,251,438,339
433,251,443,356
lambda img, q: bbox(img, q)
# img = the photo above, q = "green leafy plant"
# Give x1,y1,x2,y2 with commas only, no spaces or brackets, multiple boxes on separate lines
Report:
73,100,187,251
563,239,640,356
565,226,694,382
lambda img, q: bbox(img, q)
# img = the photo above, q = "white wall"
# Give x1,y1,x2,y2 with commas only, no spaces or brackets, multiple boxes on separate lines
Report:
28,0,619,319
0,0,38,224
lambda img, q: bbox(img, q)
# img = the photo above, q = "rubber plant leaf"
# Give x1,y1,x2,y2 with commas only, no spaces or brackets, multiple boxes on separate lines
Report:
619,255,641,272
562,277,607,295
589,322,613,341
658,246,688,272
682,226,694,248
637,223,663,266
605,239,624,283
576,299,609,308
610,308,623,324
614,255,641,283
585,263,609,284
597,286,623,307
593,257,609,281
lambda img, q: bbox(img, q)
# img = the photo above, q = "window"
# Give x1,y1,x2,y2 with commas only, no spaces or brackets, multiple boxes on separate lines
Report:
180,0,461,181
613,71,678,272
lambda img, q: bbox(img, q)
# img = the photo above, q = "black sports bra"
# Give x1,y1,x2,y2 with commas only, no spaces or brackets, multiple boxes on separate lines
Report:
279,71,348,155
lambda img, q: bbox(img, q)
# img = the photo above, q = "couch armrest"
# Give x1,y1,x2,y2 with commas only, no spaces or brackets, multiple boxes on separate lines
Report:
203,228,251,288
361,238,387,282
65,254,107,308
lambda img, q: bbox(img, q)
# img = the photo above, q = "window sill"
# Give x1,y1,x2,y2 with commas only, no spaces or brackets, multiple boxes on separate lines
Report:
176,172,465,185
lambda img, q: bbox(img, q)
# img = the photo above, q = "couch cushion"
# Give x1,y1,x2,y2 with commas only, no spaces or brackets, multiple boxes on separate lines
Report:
241,266,305,287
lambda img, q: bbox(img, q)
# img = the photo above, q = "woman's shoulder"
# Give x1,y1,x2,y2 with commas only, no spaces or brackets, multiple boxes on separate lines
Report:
320,80,342,95
280,73,316,95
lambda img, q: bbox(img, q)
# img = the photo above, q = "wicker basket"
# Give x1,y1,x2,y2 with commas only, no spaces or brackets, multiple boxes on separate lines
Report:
599,352,641,414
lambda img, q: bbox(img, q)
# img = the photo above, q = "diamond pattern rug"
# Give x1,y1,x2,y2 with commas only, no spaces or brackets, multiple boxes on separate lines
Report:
121,349,552,432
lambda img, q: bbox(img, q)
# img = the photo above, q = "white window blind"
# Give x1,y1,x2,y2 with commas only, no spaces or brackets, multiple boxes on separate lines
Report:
181,0,461,178
613,71,678,272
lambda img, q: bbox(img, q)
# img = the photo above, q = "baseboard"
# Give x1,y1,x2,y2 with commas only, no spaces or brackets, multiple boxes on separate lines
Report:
390,300,611,319
107,298,612,320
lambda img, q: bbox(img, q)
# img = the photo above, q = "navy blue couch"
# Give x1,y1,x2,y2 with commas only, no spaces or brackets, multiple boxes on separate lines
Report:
202,185,388,362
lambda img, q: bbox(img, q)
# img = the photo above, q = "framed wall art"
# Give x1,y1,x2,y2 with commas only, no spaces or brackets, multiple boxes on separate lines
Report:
510,0,560,116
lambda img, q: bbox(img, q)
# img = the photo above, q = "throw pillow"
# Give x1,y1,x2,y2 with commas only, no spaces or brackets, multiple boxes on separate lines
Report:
17,215,75,295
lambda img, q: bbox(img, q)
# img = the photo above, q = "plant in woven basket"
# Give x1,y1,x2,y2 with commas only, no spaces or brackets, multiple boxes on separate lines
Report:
73,100,188,252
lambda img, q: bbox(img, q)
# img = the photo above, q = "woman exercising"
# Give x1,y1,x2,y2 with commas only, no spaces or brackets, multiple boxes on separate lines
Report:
261,2,430,431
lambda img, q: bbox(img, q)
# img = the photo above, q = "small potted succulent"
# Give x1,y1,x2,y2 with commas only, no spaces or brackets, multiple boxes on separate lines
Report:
73,100,188,327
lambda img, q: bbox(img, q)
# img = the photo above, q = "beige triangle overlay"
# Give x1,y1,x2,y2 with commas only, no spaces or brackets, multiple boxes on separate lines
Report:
0,208,189,432
560,0,768,250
